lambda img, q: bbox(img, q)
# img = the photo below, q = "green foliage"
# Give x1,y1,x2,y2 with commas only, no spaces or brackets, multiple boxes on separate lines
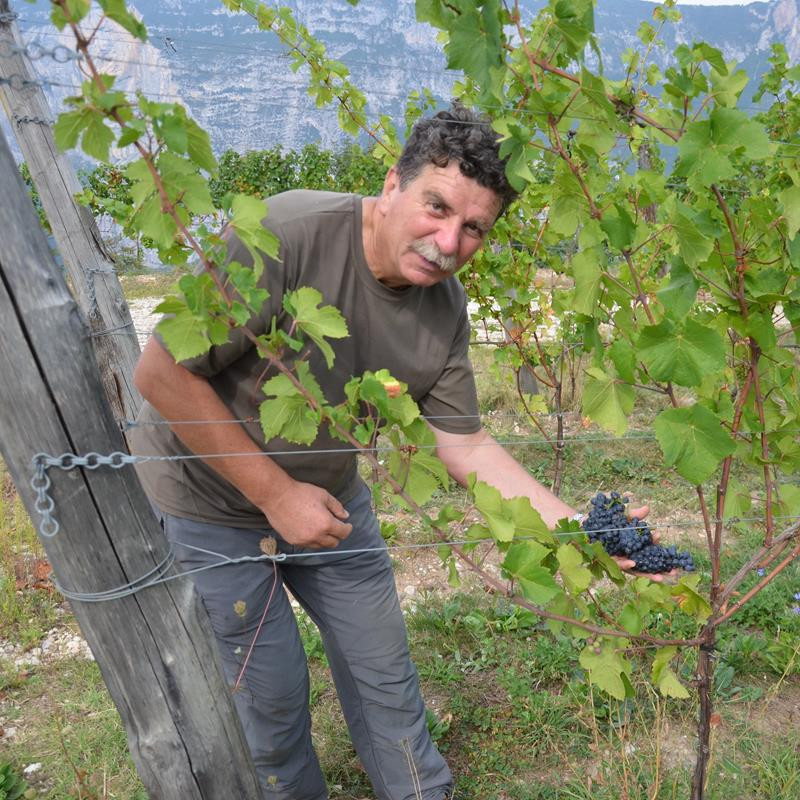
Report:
209,142,386,206
47,0,800,731
0,763,27,800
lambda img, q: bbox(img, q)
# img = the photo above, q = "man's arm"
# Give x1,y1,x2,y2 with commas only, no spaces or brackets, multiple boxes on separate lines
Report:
429,425,575,528
134,337,352,548
429,424,677,579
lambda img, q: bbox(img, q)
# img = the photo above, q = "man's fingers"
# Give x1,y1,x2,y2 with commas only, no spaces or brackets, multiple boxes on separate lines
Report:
326,515,353,541
325,493,350,521
628,504,649,520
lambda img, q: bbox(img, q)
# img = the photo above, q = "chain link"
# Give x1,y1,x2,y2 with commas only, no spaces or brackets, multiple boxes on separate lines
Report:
31,451,136,538
31,455,59,538
0,73,45,91
0,39,81,62
0,11,19,24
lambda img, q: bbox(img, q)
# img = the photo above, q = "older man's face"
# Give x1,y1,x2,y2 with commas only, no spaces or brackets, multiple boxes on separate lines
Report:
373,162,501,289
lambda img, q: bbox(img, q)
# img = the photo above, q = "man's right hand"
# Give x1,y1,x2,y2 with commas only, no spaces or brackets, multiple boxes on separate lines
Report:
261,480,353,549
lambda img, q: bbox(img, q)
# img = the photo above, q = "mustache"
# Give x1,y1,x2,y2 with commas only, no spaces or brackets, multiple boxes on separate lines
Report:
410,239,458,275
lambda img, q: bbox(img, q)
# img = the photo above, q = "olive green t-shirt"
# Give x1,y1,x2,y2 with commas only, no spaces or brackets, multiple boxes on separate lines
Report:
131,190,480,527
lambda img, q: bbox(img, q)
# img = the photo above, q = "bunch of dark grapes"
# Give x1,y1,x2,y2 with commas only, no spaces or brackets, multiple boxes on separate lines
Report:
581,492,695,573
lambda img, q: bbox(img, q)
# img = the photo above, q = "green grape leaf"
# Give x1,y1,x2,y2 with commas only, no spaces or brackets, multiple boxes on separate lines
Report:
581,366,634,436
583,540,625,582
710,65,749,108
53,109,90,151
259,364,323,445
159,153,215,216
508,496,552,543
159,113,189,153
723,478,752,520
229,194,279,275
608,339,636,384
652,646,690,698
619,603,643,635
97,0,147,39
580,68,615,122
502,541,561,605
654,404,735,484
81,113,115,162
51,0,90,30
444,3,502,89
570,249,603,315
779,185,800,239
600,204,636,251
553,0,595,55
118,118,147,148
155,308,211,361
694,42,727,74
671,573,712,623
387,449,443,506
473,481,514,542
669,202,716,267
657,258,699,320
637,319,726,386
136,194,178,248
185,116,217,173
676,121,735,191
284,287,349,369
557,543,593,594
776,484,800,517
746,311,776,353
579,642,631,700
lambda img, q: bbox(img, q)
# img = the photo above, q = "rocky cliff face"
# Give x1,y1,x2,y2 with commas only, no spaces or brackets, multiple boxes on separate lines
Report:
7,0,800,158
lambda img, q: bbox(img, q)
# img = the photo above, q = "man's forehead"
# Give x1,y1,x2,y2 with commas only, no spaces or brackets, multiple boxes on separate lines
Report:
409,163,501,222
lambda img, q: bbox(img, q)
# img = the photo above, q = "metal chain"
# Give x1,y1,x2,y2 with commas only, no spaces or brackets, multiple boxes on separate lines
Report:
0,39,81,62
31,451,136,537
13,113,54,125
31,455,59,538
0,73,48,91
0,11,19,23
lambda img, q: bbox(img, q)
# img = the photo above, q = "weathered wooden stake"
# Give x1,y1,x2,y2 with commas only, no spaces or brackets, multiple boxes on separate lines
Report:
0,0,142,423
0,120,262,799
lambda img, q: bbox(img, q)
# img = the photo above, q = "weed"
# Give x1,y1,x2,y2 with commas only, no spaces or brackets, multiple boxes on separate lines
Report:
0,762,28,800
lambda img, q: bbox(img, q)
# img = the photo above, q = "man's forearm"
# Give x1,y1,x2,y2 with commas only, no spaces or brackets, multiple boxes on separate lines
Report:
134,338,294,510
431,425,576,528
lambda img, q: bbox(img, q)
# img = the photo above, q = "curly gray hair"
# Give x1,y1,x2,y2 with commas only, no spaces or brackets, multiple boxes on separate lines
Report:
395,102,517,216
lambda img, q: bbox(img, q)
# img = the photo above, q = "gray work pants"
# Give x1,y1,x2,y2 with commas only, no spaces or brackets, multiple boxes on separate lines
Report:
156,484,452,800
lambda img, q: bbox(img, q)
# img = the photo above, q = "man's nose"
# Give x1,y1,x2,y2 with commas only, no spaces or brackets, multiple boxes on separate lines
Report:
434,219,461,256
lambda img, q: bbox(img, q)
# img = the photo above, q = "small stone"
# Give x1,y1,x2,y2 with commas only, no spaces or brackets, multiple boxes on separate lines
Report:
23,763,42,775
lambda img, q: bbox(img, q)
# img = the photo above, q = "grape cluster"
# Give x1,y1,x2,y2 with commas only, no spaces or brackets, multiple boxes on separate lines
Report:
581,492,695,574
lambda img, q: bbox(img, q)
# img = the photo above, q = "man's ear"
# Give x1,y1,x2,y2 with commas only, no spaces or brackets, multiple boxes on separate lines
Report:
375,166,399,215
381,166,399,199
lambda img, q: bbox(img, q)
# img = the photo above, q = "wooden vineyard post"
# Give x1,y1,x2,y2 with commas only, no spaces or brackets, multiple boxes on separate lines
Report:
0,0,142,423
0,124,263,799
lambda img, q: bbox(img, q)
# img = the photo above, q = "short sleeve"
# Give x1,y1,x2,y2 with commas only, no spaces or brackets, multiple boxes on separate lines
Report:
418,302,481,434
156,215,290,378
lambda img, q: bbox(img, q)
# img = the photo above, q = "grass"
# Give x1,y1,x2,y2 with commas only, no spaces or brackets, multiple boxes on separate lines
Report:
1,276,799,798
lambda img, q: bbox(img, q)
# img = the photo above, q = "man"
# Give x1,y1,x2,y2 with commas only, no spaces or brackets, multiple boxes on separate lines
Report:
131,104,641,799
